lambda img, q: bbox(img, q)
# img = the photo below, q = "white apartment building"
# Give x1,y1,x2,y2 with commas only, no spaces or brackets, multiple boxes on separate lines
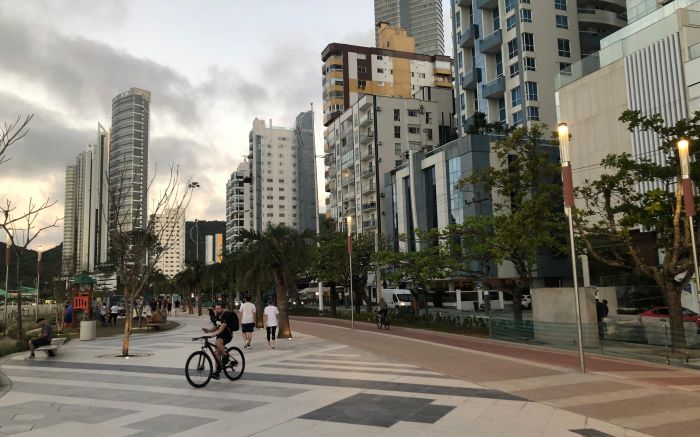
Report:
375,0,445,56
152,207,186,278
324,86,455,234
225,161,251,252
451,0,626,134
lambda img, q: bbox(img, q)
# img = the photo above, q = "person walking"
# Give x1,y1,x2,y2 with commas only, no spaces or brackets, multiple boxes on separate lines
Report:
239,296,256,349
263,300,279,349
109,303,120,327
174,299,180,315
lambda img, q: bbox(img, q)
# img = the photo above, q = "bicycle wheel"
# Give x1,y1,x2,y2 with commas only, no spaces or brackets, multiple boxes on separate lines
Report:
223,346,246,381
185,351,212,388
376,315,382,329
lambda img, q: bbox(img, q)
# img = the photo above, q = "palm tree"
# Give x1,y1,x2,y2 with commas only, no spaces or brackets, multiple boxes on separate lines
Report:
237,223,311,338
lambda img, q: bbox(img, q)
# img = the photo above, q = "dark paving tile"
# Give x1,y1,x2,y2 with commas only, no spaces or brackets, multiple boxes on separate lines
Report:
128,413,210,433
301,393,455,428
0,401,136,433
6,359,524,400
570,429,615,437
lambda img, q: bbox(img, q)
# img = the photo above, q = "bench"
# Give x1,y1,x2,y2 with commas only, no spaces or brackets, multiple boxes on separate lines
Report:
146,321,166,331
35,337,67,357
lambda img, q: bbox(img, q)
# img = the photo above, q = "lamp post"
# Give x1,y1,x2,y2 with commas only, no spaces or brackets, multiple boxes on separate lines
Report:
347,215,354,329
558,123,586,374
677,139,700,303
36,245,42,321
4,234,11,336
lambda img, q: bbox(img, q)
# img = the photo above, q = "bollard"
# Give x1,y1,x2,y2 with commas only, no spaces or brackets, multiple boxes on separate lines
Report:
664,324,670,365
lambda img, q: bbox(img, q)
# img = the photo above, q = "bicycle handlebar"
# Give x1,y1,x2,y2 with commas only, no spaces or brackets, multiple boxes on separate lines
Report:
191,336,212,341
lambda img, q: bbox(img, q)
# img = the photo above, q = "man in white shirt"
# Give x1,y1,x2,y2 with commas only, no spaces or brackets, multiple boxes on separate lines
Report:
109,303,120,326
263,300,280,349
238,296,256,349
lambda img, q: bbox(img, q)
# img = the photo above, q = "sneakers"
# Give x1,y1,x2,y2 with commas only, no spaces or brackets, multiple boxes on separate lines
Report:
211,372,220,380
27,354,35,359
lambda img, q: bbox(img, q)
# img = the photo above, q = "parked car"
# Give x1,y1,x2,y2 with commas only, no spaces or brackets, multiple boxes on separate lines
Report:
640,307,700,327
521,294,532,310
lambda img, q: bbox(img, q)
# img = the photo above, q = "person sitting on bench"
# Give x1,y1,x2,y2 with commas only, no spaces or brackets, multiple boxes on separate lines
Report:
28,318,54,359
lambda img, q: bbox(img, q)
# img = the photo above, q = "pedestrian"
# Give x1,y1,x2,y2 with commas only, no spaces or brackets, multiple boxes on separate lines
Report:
263,300,279,349
174,299,180,315
239,296,256,349
167,298,172,315
109,302,120,326
27,318,54,359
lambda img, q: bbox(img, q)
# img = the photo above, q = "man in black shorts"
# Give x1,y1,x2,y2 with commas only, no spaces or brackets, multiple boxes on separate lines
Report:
201,303,236,379
27,318,53,359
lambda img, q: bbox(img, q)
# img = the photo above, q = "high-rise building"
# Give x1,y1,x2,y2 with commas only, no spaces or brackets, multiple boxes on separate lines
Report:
204,233,224,265
292,111,317,233
185,220,226,264
451,0,626,134
246,112,316,234
322,23,453,126
324,87,456,234
225,161,251,252
375,0,445,56
109,87,150,235
61,124,110,276
151,208,186,278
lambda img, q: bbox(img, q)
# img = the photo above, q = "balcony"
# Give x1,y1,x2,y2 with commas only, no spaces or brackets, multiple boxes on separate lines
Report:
362,219,377,229
476,0,498,8
359,113,374,127
458,24,477,49
362,183,376,194
479,29,502,54
361,165,375,177
360,130,374,144
362,201,377,211
461,67,478,91
324,154,335,166
577,8,626,30
360,147,374,161
481,76,505,99
359,96,373,111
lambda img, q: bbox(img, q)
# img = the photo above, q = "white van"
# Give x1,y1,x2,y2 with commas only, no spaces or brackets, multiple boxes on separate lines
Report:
381,289,414,309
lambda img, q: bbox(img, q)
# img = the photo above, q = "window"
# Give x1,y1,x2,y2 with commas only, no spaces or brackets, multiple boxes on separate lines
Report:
407,109,419,117
418,73,426,79
556,15,568,29
511,86,522,107
520,9,532,22
377,55,383,60
509,62,519,78
455,11,461,27
525,81,538,101
498,97,506,123
394,126,401,138
559,62,572,75
505,0,515,12
512,110,523,125
507,38,518,59
524,57,536,71
527,106,540,121
358,79,367,90
358,66,367,73
395,142,402,154
522,33,534,52
558,38,571,57
492,7,500,30
408,126,420,134
458,52,463,68
377,68,384,73
506,15,516,30
266,178,273,182
496,52,504,77
394,109,400,121
460,93,466,110
426,128,433,140
555,0,567,11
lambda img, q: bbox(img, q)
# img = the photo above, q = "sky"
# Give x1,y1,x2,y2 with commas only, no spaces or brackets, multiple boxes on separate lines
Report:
0,0,453,250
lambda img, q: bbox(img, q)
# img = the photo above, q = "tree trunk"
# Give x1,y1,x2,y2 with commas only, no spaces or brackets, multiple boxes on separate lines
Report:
664,284,687,351
255,285,263,328
329,282,337,317
275,268,292,338
15,254,22,338
122,297,132,357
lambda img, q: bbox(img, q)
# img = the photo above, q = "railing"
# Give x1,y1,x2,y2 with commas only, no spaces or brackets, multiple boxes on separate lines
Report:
360,147,374,159
362,219,377,228
361,166,374,176
362,201,377,211
362,183,376,194
360,131,374,144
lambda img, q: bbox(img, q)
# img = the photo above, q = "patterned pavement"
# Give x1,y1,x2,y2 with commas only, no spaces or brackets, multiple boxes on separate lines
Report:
0,315,650,436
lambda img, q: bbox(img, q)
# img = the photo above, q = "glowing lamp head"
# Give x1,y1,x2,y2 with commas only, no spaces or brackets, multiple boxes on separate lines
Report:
558,123,570,163
678,138,691,177
347,215,352,235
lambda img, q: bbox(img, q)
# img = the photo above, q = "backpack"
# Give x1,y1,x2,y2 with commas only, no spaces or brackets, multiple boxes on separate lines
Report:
223,311,240,332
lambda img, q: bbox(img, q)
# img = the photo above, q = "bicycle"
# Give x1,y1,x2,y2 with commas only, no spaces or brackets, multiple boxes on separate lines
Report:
376,310,390,330
185,336,245,388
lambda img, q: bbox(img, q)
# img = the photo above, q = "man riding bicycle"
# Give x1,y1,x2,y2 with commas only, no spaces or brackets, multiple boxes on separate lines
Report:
378,298,389,322
202,303,237,379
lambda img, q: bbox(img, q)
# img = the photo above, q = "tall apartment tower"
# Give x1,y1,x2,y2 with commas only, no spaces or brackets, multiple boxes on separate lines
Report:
225,161,251,252
61,124,111,276
451,0,626,134
246,112,315,234
109,87,150,234
375,0,445,56
323,22,453,127
151,208,186,278
293,111,317,233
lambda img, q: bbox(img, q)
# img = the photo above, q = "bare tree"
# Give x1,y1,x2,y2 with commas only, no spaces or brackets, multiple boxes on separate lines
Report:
103,164,193,356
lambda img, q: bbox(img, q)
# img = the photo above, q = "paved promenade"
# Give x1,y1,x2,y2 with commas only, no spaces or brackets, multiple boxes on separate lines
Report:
0,314,675,436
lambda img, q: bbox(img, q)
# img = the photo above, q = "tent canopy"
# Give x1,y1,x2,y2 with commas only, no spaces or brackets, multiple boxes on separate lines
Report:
0,286,38,297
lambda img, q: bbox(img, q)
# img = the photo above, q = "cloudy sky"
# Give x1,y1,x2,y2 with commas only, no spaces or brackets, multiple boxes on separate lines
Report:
0,0,452,250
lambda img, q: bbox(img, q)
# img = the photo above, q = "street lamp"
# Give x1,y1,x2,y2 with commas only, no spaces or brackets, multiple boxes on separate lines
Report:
558,123,586,373
4,234,11,336
347,215,354,329
677,139,700,302
188,182,200,261
36,245,42,321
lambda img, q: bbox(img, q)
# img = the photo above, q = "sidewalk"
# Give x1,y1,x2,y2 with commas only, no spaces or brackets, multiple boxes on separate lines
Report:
292,316,700,437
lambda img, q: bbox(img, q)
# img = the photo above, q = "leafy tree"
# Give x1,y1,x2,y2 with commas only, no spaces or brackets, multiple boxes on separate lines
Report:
237,224,311,338
310,227,346,317
458,124,566,321
575,110,700,349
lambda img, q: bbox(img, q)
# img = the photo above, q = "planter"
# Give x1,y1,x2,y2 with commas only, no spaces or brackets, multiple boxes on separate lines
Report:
79,320,96,341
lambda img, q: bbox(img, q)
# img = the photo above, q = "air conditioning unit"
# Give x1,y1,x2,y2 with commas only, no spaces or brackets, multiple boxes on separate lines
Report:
376,106,382,112
377,141,382,145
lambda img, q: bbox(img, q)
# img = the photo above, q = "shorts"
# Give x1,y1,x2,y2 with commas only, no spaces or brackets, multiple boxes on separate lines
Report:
241,323,255,333
30,337,51,348
216,332,232,345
